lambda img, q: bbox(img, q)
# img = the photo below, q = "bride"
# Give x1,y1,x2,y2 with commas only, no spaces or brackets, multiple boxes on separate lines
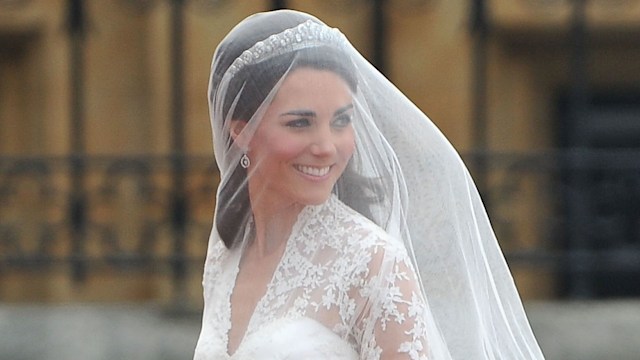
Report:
193,9,545,360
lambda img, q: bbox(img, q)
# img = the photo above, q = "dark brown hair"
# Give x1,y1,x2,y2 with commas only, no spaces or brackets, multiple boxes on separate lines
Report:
211,13,379,248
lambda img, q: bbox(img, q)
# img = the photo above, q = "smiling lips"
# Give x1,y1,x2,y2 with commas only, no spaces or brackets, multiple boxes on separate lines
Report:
294,165,332,177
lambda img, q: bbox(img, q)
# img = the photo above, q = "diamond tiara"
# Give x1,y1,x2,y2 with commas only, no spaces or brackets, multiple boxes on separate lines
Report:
226,20,347,78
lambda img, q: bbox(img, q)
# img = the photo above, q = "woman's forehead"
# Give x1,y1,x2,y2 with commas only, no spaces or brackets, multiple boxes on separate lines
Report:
269,68,353,108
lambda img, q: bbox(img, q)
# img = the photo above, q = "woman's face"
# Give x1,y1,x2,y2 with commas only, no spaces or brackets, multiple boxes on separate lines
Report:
243,67,355,208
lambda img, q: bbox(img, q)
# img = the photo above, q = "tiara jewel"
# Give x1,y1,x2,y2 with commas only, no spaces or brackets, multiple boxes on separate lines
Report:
226,20,347,78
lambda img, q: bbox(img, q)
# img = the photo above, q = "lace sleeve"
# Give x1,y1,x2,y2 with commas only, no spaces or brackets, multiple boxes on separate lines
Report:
354,240,430,360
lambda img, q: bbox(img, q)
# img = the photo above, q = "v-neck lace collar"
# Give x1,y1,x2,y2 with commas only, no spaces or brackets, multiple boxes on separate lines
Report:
222,200,320,356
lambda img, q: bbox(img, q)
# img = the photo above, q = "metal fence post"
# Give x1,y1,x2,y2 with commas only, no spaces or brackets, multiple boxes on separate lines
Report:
469,0,490,206
168,0,189,311
566,0,593,298
66,0,88,283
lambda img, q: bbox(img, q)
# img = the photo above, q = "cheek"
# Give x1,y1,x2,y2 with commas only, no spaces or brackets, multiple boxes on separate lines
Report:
254,134,307,163
338,130,356,160
274,142,306,161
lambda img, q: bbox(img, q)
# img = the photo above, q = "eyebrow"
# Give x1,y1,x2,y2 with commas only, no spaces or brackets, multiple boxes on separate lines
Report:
280,103,354,118
280,109,316,118
334,104,354,116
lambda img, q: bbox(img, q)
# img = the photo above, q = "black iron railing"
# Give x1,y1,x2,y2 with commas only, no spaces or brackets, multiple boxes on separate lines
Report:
0,155,217,305
2,150,639,299
469,149,640,298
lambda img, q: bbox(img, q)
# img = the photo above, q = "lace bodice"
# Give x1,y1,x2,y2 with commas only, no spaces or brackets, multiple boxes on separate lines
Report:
193,195,430,359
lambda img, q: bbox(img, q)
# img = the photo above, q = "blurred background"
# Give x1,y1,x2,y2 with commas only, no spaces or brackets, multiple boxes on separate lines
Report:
1,0,639,359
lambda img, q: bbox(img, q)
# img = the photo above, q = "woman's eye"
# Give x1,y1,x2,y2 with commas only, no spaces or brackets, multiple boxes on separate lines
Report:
333,114,353,128
286,118,311,128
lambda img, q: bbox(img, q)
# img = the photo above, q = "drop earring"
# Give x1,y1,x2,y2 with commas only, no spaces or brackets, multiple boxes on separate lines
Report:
240,153,251,168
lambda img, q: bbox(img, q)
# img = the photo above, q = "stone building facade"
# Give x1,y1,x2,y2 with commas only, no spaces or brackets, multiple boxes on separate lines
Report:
1,0,639,305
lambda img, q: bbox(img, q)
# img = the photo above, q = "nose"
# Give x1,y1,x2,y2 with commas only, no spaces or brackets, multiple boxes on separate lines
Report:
310,126,336,156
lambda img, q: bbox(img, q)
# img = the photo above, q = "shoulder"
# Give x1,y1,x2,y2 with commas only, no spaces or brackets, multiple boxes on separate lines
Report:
205,237,228,266
202,237,232,284
319,195,411,269
305,196,384,244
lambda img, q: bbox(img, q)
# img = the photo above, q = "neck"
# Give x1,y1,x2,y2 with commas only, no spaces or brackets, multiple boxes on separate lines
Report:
248,195,304,258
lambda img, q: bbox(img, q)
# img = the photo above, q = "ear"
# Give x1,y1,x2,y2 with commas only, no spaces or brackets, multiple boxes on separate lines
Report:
229,120,249,148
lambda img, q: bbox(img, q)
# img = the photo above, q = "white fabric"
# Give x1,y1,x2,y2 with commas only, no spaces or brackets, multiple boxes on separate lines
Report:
195,9,545,359
194,195,434,359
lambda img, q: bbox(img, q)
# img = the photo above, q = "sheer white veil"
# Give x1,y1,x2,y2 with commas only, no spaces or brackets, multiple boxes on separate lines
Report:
206,9,545,359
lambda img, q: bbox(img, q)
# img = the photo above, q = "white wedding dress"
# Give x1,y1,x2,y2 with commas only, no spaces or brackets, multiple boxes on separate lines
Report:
198,10,546,359
193,195,432,359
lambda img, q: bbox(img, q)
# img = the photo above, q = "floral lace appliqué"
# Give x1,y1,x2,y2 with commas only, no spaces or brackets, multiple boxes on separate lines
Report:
195,195,430,359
